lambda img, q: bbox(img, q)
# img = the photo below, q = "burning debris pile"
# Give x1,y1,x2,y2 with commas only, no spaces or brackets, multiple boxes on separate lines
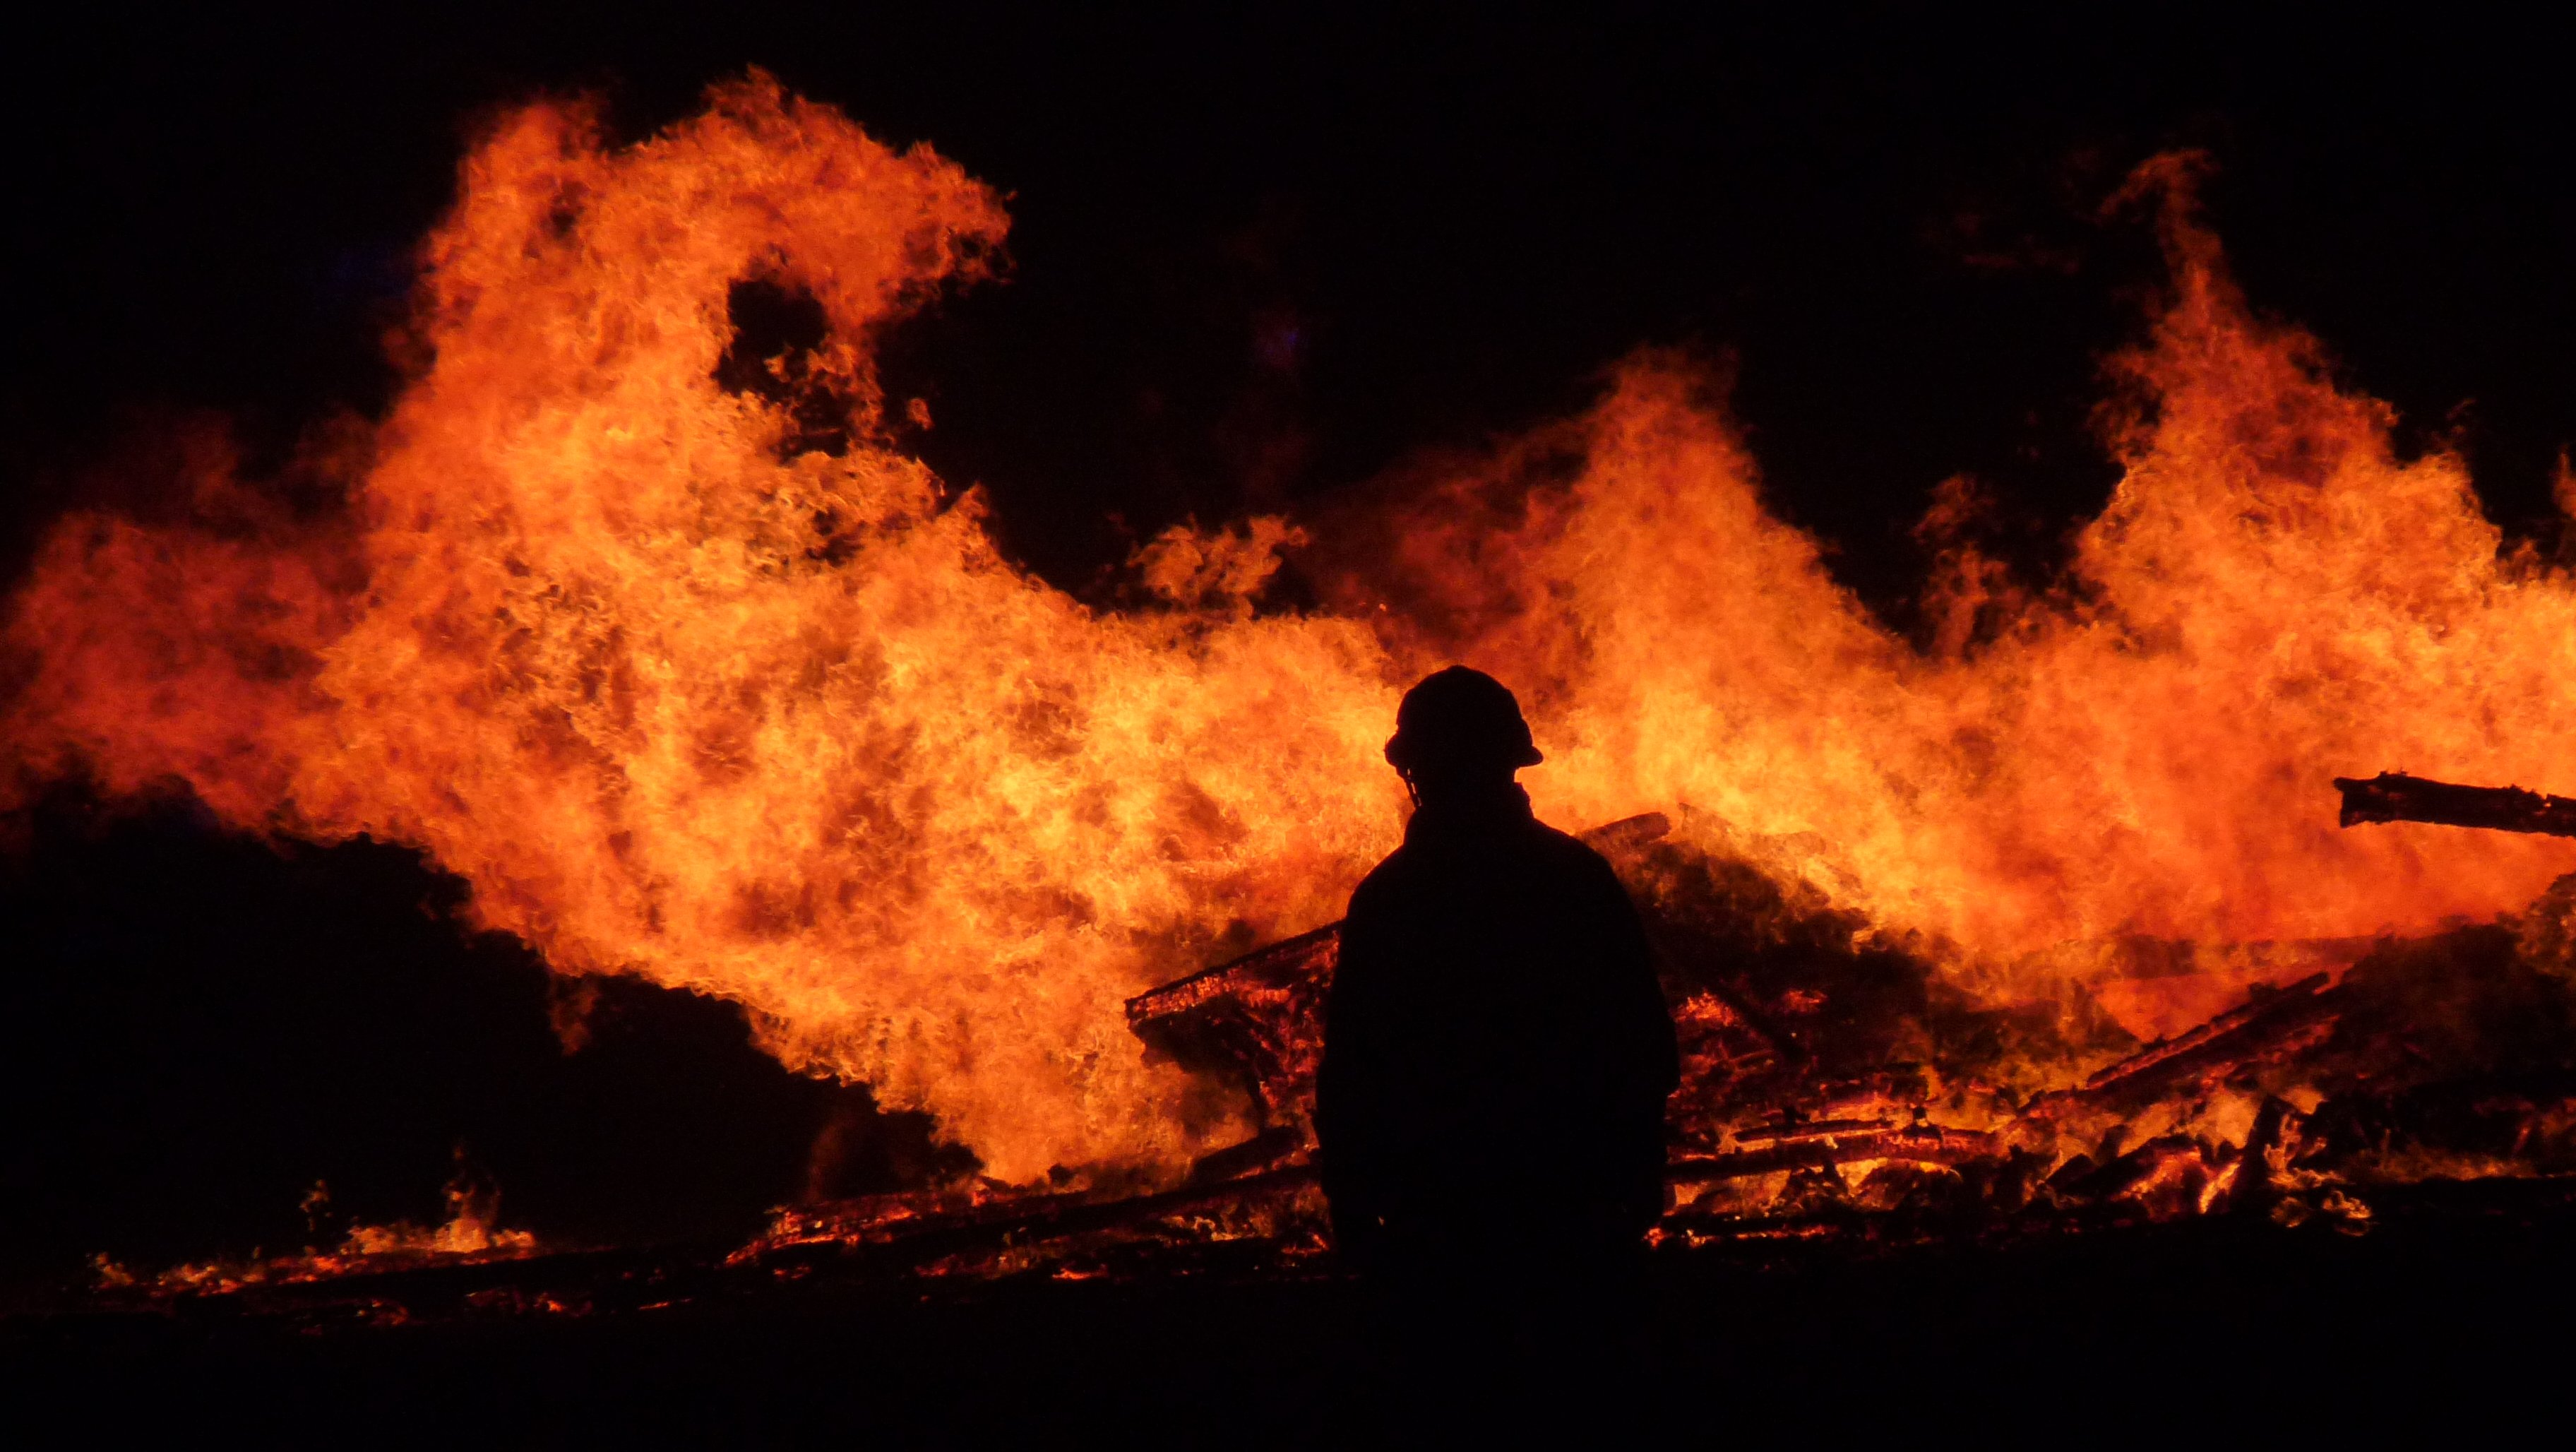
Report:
726,787,2576,1287
22,78,2576,1319
778,793,2576,1280
748,778,2519,1273
65,792,2576,1321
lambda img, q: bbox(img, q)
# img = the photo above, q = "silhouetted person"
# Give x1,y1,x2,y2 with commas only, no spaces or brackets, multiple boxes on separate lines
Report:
1318,666,1678,1290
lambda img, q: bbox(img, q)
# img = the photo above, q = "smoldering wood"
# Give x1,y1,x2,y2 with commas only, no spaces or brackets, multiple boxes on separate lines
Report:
2024,972,2342,1118
1734,1113,1895,1144
1125,922,1339,1147
749,1162,1323,1275
2044,1131,2215,1204
2223,1095,2298,1216
1668,1124,2001,1184
88,1165,1335,1324
2335,770,2576,838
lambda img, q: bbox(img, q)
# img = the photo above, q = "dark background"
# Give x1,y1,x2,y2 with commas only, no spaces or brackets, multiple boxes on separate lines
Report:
8,5,2576,1299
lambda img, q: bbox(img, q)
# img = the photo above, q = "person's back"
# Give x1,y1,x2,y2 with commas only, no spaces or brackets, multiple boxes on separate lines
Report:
1316,667,1677,1277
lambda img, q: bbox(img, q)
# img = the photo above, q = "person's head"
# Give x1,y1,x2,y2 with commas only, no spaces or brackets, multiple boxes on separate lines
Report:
1382,666,1542,805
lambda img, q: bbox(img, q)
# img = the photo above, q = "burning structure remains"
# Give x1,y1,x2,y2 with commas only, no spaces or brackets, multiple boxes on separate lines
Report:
741,789,2576,1288
13,76,2576,1321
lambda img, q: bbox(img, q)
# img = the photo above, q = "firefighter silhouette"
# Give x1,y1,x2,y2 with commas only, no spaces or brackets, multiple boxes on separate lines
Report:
1317,666,1678,1277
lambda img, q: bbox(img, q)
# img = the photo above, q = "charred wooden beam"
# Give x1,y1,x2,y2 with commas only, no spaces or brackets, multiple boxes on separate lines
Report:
1184,1124,1307,1184
2334,771,2576,838
1731,1114,1897,1147
2221,1095,2298,1218
1667,1125,2000,1184
2081,972,2331,1092
749,1164,1323,1273
2025,972,2342,1118
2043,1131,2213,1204
1123,924,1339,1037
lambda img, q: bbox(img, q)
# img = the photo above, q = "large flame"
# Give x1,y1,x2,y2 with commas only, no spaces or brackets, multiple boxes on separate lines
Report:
9,85,2574,1178
1332,165,2576,1006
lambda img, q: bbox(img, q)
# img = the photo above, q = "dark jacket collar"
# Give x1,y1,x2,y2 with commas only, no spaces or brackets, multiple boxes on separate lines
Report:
1402,782,1537,848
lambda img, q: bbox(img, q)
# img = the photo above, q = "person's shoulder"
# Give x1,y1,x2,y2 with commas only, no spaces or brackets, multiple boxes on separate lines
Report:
1528,821,1638,902
1347,845,1417,913
1530,820,1614,871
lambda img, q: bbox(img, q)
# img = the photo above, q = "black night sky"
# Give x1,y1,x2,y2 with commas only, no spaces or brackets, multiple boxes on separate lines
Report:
9,6,2576,1306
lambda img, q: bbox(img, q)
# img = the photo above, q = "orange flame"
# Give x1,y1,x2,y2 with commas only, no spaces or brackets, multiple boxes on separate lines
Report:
1332,153,2576,1035
10,83,2575,1179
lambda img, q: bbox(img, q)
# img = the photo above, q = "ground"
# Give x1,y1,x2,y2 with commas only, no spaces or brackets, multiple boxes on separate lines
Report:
8,1197,2568,1446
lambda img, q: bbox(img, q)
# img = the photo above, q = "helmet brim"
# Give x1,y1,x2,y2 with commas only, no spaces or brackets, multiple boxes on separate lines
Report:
1385,733,1544,772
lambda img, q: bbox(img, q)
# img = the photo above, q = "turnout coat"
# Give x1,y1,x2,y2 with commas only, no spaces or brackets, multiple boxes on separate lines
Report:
1316,786,1678,1264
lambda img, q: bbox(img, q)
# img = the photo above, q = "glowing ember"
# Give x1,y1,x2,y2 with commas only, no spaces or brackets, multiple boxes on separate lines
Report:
10,78,2576,1191
94,1172,538,1303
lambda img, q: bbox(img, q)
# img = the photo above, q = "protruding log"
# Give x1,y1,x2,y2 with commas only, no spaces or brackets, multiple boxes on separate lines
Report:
2334,771,2576,838
2025,972,2342,1117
